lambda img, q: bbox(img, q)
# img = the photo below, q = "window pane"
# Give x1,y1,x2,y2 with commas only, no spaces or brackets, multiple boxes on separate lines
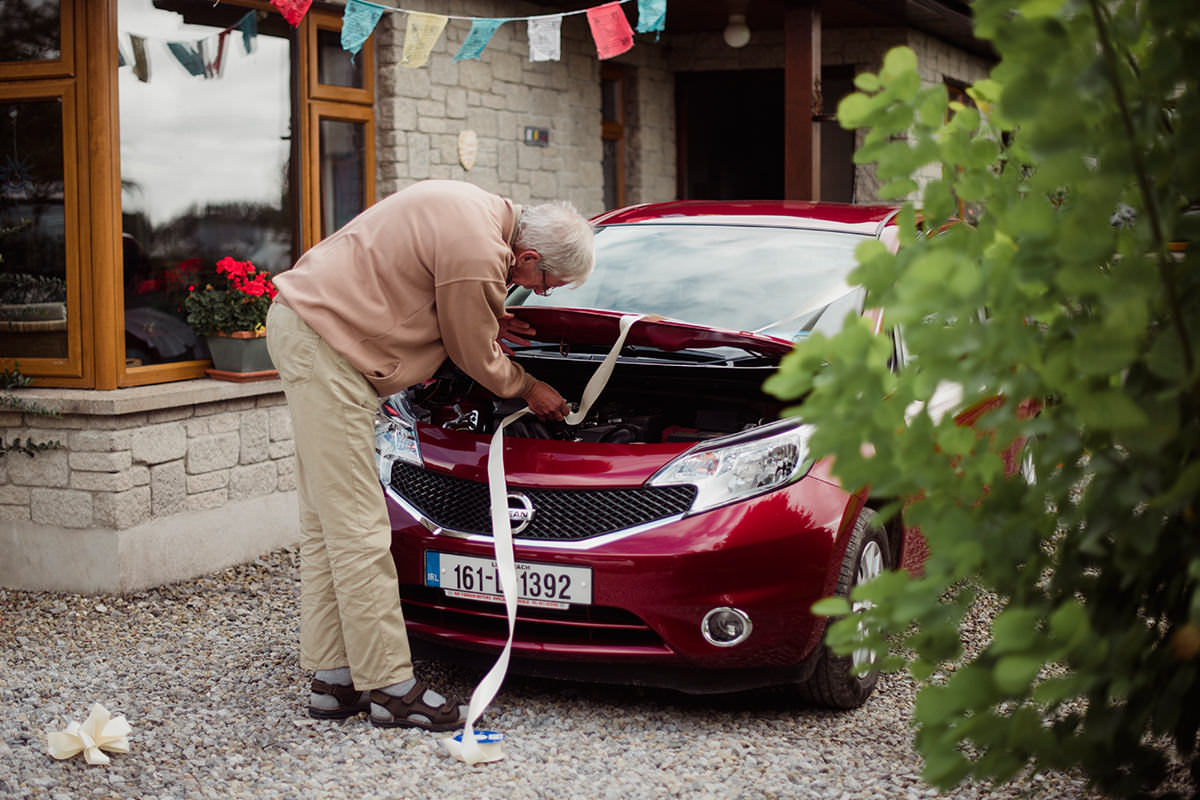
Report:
601,77,619,123
319,118,365,237
0,99,68,359
317,28,362,89
0,0,62,63
118,0,295,366
602,137,619,211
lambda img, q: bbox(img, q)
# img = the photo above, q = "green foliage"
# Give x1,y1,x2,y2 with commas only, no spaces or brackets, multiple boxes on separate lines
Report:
0,272,67,306
0,365,62,458
765,0,1200,795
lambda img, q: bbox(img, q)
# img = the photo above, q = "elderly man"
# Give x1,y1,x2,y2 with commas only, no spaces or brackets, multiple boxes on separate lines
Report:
267,180,594,730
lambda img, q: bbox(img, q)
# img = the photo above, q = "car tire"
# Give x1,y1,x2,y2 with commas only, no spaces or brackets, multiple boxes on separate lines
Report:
797,508,890,709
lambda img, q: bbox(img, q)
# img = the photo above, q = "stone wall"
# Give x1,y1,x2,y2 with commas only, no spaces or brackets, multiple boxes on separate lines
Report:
824,26,995,203
371,0,679,215
0,381,298,593
0,395,293,529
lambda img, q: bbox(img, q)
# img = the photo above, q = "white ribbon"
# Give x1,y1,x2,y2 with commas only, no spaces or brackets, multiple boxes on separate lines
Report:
444,314,642,764
46,703,132,765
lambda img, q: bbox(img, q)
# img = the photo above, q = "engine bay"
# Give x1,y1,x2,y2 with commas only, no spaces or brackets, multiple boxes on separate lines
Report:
403,349,786,445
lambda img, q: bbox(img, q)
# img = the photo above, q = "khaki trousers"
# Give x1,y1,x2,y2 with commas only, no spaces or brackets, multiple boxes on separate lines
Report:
266,302,414,690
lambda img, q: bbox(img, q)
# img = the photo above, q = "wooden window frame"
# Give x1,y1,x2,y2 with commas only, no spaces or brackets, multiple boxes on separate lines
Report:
300,7,376,250
306,10,374,105
0,2,95,386
306,100,376,244
0,1,76,79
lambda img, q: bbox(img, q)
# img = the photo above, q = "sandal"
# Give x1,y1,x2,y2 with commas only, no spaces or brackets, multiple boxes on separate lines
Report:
368,681,467,732
308,678,371,719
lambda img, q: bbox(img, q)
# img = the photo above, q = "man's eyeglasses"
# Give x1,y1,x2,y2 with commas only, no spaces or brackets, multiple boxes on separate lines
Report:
537,268,555,297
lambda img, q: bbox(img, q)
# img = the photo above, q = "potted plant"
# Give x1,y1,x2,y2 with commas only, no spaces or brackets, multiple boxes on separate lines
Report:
184,256,278,380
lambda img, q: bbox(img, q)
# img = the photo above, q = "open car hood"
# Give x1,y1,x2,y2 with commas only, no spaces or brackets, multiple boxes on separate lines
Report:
507,306,795,357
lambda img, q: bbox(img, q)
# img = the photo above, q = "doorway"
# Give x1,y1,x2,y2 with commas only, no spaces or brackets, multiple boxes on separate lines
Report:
676,70,784,201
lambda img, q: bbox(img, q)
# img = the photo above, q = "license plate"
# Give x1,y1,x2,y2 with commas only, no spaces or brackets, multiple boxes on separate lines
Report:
425,551,592,610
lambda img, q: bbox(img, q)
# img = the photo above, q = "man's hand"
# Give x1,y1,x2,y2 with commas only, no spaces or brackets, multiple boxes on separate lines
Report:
497,312,536,356
523,379,569,422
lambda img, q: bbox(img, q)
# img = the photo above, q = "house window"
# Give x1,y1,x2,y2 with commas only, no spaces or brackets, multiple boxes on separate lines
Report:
0,1,375,388
317,113,369,237
0,1,81,378
601,63,625,210
0,1,63,63
118,0,295,370
304,10,374,244
0,98,68,361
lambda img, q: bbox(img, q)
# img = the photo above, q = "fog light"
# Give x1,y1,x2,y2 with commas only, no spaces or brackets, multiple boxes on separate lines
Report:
701,607,753,647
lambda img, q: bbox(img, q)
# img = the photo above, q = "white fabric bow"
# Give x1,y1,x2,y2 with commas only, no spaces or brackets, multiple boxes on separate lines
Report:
46,703,132,765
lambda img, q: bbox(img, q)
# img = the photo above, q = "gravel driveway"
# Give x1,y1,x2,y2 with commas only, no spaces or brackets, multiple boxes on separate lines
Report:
0,547,1183,799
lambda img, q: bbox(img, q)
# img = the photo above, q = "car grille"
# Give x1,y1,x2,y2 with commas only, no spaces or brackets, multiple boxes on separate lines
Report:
389,462,697,541
398,585,667,649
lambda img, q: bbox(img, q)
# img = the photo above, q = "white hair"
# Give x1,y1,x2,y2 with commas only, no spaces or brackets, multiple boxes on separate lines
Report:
514,201,596,286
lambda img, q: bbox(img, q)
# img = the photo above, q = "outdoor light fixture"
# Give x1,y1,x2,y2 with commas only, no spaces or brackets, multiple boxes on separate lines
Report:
723,13,751,48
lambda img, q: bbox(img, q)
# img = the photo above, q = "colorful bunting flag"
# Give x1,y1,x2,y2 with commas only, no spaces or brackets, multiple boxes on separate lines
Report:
586,3,634,60
527,15,563,62
237,10,258,54
271,0,313,27
342,0,385,59
210,29,232,77
636,0,666,35
167,40,208,77
401,12,449,69
454,18,507,62
129,34,150,82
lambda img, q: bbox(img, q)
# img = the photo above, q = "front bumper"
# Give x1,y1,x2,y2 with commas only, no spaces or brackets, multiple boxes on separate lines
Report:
386,469,858,686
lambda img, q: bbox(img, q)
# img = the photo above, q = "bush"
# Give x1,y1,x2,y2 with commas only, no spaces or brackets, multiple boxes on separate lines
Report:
764,3,1200,796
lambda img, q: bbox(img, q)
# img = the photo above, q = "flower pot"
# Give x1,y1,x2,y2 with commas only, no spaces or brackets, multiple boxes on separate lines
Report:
204,331,277,382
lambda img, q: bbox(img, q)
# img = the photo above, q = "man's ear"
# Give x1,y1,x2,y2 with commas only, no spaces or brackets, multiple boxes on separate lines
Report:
515,249,541,267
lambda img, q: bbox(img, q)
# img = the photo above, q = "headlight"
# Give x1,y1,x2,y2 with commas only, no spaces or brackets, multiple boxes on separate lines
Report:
375,394,422,481
649,420,814,513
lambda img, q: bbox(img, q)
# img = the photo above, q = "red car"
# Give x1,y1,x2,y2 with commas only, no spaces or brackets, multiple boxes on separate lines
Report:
375,201,923,708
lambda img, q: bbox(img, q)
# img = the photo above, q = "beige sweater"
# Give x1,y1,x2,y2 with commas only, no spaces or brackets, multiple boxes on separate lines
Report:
273,180,535,399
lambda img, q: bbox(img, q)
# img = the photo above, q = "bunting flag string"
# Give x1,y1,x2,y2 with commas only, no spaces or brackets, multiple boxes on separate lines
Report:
313,0,666,67
118,10,260,85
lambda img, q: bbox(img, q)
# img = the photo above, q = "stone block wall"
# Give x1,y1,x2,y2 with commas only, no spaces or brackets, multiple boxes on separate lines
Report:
371,0,679,215
0,381,299,593
0,394,293,529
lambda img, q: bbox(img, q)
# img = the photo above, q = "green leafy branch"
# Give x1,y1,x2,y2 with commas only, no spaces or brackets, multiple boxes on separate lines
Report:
766,0,1200,795
0,365,62,458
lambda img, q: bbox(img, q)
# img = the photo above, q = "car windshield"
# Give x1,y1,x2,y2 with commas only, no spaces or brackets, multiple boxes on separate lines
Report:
509,223,869,341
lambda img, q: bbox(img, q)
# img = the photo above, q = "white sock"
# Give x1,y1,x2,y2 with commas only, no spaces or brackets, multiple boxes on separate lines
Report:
378,677,447,707
315,667,352,685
